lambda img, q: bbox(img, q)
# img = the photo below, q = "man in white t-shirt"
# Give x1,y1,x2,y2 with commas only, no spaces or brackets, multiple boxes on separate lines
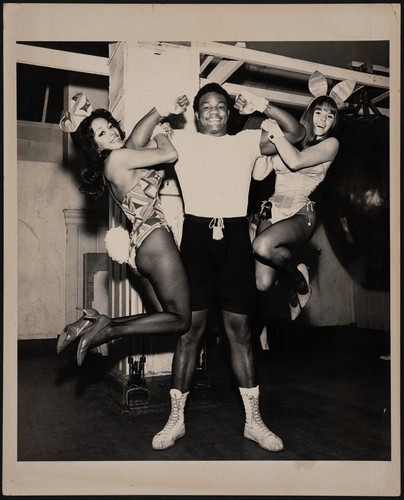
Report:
131,83,304,452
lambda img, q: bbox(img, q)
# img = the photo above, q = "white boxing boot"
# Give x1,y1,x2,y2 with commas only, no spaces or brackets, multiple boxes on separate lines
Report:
239,386,284,452
152,389,189,450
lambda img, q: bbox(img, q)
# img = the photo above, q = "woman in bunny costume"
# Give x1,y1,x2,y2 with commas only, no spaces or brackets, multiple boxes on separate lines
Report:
250,71,356,320
57,92,191,366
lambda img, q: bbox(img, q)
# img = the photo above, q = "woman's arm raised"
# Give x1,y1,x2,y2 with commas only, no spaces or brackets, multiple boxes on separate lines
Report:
126,95,189,149
234,91,305,156
260,102,306,155
108,132,178,172
262,118,339,170
125,108,163,149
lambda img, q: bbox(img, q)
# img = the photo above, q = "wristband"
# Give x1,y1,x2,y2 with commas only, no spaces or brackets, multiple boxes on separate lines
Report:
267,127,284,142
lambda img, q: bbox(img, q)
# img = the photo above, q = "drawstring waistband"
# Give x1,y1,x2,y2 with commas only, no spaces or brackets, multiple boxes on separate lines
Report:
183,214,247,240
209,217,225,240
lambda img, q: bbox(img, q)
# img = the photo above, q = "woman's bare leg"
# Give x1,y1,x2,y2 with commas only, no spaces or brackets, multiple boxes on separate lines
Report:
253,213,316,293
82,228,191,349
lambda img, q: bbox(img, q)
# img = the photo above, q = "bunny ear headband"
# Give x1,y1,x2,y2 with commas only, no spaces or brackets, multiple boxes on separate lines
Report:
308,70,356,106
59,92,93,133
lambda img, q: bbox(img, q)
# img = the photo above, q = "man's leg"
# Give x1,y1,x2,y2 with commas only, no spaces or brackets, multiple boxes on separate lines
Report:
153,214,214,450
222,310,284,452
221,311,255,387
152,309,209,450
171,309,209,392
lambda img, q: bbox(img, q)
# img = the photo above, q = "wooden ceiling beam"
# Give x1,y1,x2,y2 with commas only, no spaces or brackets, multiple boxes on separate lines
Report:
15,43,109,76
202,42,246,84
205,59,245,85
195,41,389,90
200,78,389,117
349,60,389,75
200,55,214,73
201,78,310,108
372,91,389,104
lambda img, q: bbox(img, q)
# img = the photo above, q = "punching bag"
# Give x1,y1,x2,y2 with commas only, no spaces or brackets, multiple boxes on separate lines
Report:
321,113,390,291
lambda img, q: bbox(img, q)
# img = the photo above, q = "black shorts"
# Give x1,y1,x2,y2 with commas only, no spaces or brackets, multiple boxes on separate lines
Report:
180,214,256,314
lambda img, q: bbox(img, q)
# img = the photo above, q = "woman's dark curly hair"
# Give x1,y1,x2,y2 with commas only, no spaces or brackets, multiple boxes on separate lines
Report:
71,109,126,199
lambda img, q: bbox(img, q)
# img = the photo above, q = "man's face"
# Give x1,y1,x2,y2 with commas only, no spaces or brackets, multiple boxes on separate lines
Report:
195,91,230,136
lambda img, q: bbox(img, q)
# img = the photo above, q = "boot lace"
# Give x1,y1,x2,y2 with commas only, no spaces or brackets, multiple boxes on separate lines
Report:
248,396,275,437
159,397,181,435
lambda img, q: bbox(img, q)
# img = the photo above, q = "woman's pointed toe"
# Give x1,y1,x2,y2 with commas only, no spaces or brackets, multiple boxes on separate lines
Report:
289,301,302,321
57,308,101,354
77,314,111,366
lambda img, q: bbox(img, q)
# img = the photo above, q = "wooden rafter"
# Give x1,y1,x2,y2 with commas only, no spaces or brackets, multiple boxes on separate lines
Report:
199,78,389,117
15,43,109,76
16,41,389,116
372,91,389,104
200,78,310,108
194,41,390,90
200,55,214,74
205,59,244,85
204,42,246,85
349,60,390,75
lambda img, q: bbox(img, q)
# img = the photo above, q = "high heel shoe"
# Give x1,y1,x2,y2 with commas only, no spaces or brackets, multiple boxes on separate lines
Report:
289,298,301,321
286,288,301,321
296,263,312,309
77,314,111,366
57,307,100,354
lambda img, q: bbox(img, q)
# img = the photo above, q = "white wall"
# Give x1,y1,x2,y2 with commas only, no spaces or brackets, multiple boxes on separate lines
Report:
303,224,355,326
18,158,67,338
17,86,109,340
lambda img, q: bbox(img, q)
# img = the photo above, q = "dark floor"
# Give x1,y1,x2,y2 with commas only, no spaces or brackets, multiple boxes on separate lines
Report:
18,324,391,461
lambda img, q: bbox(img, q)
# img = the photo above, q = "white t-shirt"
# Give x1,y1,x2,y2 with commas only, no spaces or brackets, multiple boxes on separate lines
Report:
173,129,262,218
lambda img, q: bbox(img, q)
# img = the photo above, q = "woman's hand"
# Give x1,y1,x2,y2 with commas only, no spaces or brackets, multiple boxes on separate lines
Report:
152,124,172,139
261,119,339,171
160,122,174,139
127,96,186,149
261,118,285,142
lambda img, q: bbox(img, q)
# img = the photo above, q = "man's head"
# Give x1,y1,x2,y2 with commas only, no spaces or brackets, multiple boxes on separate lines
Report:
193,83,232,136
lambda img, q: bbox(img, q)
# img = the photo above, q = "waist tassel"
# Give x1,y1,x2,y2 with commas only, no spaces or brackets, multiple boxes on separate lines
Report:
259,200,272,221
209,218,225,240
306,201,315,227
